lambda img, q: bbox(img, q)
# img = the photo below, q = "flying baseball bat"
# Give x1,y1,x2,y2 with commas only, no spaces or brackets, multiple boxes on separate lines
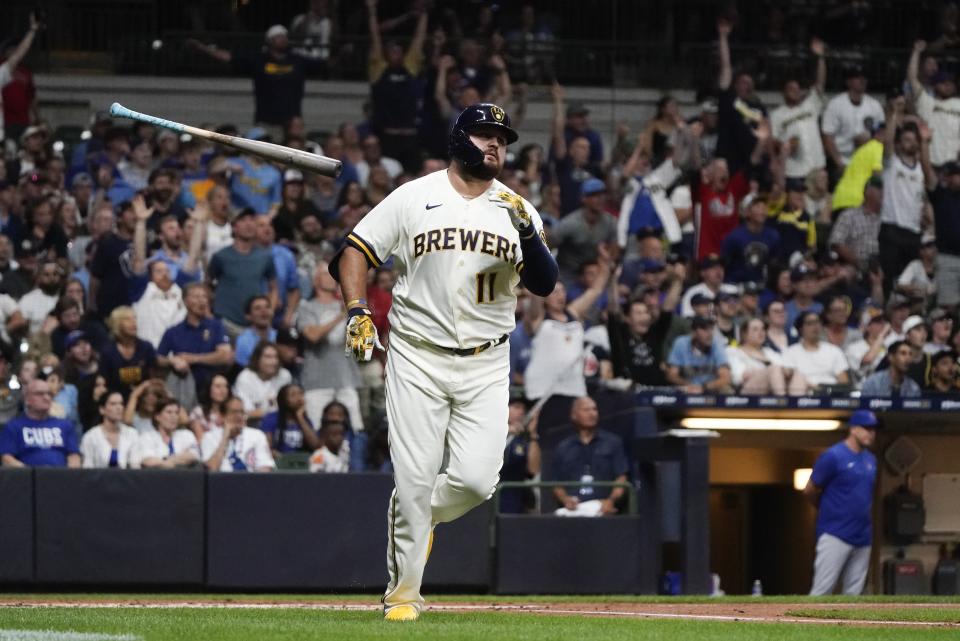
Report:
109,102,342,178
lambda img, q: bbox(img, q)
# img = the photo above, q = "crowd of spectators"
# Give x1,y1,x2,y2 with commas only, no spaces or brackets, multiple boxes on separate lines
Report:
510,18,960,409
2,4,960,510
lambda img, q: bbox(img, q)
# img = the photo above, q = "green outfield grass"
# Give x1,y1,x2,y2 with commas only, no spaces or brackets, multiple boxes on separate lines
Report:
788,608,960,623
0,607,957,641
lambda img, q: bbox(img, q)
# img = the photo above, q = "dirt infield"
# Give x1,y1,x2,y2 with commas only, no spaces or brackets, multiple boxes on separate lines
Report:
0,598,958,628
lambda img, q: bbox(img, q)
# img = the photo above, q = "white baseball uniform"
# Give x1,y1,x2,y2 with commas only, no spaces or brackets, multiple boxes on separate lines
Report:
343,168,544,614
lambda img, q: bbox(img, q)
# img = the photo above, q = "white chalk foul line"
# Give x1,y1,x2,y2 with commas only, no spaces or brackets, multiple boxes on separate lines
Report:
0,631,141,641
515,608,960,627
0,602,955,628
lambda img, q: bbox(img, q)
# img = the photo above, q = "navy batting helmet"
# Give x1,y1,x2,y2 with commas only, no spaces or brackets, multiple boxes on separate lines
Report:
448,103,518,167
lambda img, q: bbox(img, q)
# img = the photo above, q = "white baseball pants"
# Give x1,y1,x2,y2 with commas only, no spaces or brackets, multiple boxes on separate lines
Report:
381,331,509,614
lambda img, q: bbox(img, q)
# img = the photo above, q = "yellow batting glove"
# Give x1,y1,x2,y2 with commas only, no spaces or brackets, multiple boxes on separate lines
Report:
488,190,534,239
344,303,384,362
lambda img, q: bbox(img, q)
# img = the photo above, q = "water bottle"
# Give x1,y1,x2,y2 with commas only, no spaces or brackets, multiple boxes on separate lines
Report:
710,573,725,597
751,579,763,597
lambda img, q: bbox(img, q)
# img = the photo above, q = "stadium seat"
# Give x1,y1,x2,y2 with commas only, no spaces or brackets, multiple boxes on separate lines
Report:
276,451,311,471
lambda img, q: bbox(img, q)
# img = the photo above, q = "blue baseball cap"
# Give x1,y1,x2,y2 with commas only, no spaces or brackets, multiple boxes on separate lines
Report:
70,172,93,188
65,330,90,350
580,178,606,197
849,410,879,429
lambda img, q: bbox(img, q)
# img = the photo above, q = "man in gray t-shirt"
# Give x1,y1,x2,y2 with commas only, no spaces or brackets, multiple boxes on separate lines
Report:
207,209,278,331
297,262,363,430
551,178,617,284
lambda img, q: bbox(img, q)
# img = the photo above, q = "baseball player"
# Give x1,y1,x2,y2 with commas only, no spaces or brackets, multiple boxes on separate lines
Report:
330,103,558,621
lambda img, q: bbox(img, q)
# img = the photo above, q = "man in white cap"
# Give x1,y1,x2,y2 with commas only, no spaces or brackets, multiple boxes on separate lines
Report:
188,24,326,137
895,232,937,307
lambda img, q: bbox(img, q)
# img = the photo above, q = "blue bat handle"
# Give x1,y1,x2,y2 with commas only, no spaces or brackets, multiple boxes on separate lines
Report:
109,102,185,134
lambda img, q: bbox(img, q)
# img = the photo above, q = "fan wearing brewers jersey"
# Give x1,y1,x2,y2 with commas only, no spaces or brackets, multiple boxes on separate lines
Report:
330,103,557,621
878,96,935,296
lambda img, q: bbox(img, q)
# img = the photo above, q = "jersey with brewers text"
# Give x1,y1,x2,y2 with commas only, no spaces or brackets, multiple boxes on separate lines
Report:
346,169,544,348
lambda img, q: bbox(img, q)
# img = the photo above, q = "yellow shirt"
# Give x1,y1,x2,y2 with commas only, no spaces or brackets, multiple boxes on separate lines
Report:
368,47,423,83
832,139,883,211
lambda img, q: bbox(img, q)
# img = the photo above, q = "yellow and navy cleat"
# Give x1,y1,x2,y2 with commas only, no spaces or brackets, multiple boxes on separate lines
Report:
384,605,419,622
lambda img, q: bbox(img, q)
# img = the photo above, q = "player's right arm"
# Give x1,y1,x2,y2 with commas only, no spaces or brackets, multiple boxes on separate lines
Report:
330,184,404,361
337,248,385,362
336,248,370,316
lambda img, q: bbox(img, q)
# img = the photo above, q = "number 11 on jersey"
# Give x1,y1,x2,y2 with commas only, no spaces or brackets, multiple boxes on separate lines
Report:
476,272,498,304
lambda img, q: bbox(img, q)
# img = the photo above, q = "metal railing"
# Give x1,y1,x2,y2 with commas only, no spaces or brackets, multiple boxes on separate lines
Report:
76,32,930,93
11,0,946,89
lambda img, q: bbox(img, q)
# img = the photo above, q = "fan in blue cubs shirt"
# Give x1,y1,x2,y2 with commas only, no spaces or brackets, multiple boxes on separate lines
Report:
0,378,80,467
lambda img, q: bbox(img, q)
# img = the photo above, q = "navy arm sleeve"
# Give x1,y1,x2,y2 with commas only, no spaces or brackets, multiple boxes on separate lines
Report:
518,234,558,297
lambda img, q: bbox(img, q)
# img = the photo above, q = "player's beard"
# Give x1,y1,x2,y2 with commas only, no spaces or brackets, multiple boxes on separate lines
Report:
464,156,501,181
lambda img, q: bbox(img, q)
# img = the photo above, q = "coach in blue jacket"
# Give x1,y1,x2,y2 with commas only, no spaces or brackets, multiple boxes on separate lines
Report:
803,409,879,595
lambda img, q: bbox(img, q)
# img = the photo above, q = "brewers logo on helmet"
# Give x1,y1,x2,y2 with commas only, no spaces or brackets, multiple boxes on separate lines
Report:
448,103,518,167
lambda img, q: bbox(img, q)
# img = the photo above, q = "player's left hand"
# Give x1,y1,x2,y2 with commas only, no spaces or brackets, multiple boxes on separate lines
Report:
489,190,534,239
345,308,385,362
